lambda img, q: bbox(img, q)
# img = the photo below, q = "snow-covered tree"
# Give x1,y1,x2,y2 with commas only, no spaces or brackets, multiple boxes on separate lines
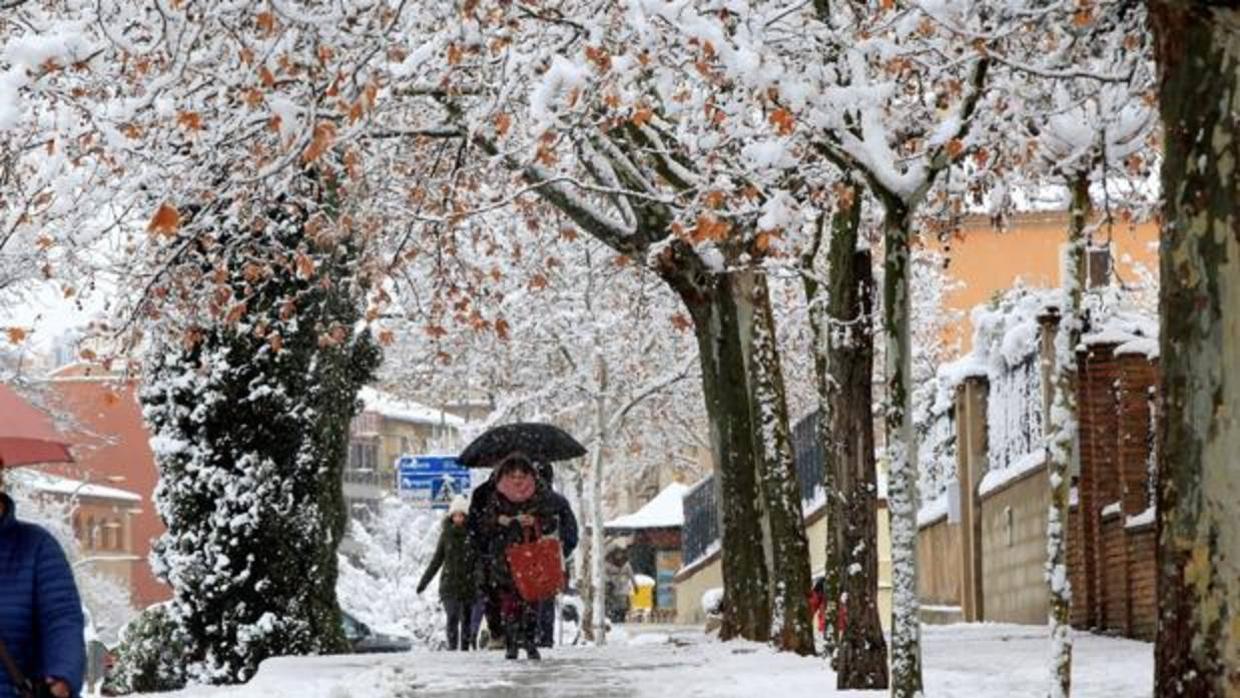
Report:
1147,6,1240,695
140,198,380,684
337,498,445,648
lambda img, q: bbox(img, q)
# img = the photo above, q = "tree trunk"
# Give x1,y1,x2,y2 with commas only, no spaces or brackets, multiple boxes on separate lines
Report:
746,271,817,655
667,260,772,643
805,216,844,665
1149,8,1240,695
1045,171,1088,698
882,201,924,698
591,357,609,646
825,201,890,689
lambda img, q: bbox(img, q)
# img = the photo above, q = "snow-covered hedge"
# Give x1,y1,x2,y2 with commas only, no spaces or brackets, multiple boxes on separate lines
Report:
337,498,448,648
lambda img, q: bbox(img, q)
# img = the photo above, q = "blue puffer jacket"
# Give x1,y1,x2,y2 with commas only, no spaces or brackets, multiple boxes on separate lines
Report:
0,492,85,698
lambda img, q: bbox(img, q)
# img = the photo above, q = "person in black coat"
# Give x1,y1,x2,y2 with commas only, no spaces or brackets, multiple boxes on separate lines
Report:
534,461,578,647
416,495,478,650
474,454,567,660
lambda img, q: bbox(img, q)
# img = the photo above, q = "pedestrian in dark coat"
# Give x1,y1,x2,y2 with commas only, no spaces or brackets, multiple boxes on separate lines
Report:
466,471,503,647
417,495,479,650
535,478,578,648
477,454,566,661
0,491,86,698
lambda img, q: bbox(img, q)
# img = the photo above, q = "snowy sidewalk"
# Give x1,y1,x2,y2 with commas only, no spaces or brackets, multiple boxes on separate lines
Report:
147,624,1152,698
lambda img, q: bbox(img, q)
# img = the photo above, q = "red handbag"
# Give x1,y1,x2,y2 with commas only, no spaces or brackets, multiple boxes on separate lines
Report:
505,520,565,602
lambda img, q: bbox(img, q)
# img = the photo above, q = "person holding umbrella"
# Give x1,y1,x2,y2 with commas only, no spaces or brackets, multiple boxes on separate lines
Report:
0,384,86,698
461,423,585,655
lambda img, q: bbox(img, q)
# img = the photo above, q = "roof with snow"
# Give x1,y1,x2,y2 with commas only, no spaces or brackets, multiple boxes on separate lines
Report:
359,387,465,428
9,468,141,503
604,482,690,531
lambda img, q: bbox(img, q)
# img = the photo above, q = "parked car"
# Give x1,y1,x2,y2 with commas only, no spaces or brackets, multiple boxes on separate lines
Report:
342,611,413,653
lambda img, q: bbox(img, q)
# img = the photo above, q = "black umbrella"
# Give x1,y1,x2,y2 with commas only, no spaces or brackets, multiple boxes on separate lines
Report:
458,422,587,468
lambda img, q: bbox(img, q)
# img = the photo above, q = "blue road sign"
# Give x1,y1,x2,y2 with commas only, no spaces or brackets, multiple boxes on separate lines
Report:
396,455,471,508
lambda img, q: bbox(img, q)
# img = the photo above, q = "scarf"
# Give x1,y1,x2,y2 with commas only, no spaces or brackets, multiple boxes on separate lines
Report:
496,472,536,503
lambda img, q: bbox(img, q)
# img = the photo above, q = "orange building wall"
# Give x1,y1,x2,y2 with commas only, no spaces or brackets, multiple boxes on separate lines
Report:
45,367,171,608
935,213,1159,352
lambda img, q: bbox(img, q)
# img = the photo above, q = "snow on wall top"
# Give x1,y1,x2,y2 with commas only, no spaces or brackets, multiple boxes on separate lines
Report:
359,387,465,428
605,482,691,530
978,450,1046,498
1081,311,1158,349
9,467,142,502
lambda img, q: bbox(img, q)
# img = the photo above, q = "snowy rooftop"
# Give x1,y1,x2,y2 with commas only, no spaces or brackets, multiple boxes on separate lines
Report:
9,468,141,503
359,387,465,428
604,482,690,531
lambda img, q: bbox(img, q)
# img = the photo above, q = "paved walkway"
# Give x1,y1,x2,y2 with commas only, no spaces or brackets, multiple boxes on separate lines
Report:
148,624,1153,698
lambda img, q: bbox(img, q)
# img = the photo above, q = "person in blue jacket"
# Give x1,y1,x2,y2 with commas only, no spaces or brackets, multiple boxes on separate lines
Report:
0,490,86,698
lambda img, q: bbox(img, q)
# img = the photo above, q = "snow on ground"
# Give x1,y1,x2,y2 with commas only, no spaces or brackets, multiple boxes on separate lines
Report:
138,623,1152,698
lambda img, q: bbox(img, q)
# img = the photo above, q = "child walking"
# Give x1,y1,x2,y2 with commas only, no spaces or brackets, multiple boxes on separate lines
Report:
417,495,479,650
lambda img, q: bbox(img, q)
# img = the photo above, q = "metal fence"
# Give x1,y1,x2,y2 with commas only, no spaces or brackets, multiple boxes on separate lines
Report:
681,475,719,566
791,411,825,504
679,411,826,568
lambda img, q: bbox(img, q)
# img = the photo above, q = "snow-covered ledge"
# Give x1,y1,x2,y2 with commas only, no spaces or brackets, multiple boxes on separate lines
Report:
1100,501,1124,520
1125,505,1156,531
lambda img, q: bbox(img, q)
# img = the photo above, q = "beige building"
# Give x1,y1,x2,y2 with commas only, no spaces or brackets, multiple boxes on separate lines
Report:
344,387,466,522
9,468,142,591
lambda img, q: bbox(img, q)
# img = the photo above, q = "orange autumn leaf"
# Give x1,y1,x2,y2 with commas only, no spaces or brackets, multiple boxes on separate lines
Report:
754,231,773,252
148,204,181,238
225,302,248,325
303,122,337,162
6,327,28,344
256,11,277,34
446,43,464,65
528,273,549,291
585,45,611,72
426,324,448,339
177,111,203,131
295,251,316,279
259,65,276,88
378,329,396,346
670,314,693,332
535,143,558,166
769,108,795,136
631,107,653,127
704,190,727,209
495,317,510,340
243,88,265,108
495,112,512,136
692,213,730,242
946,138,966,160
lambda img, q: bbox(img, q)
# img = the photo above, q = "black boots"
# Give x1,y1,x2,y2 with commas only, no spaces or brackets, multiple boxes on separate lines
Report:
525,643,541,661
505,633,519,660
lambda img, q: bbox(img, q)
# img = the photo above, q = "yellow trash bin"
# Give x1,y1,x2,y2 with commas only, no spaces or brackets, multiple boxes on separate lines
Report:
631,574,655,612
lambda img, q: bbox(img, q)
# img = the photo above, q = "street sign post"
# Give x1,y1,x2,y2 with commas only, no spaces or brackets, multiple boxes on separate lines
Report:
396,455,471,508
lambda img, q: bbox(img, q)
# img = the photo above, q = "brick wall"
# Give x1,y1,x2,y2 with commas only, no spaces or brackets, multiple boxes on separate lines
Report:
1073,341,1158,640
1068,504,1090,628
1116,353,1159,516
1077,342,1119,628
918,330,1159,642
1126,522,1157,640
1101,511,1129,634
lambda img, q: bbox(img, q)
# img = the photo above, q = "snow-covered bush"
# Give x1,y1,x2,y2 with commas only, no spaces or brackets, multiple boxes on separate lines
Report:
337,498,446,648
106,603,187,694
140,203,381,684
